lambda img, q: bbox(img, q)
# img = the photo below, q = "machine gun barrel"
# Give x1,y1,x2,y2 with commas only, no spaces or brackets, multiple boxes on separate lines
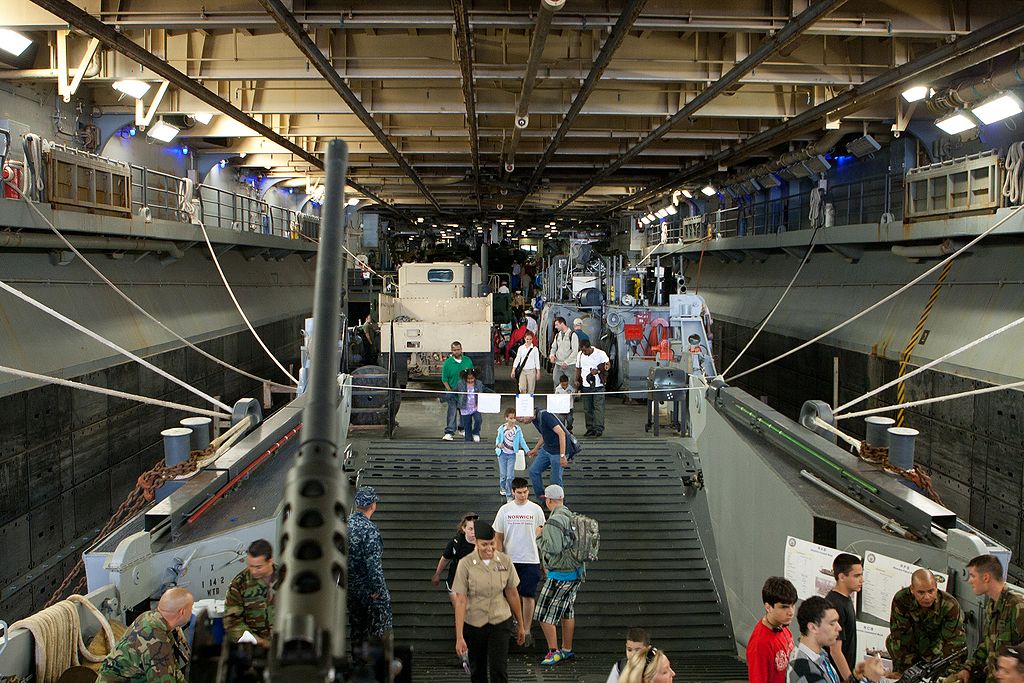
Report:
897,647,968,683
268,140,350,680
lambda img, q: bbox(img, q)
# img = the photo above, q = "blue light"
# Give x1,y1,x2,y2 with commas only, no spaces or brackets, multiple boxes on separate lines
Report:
219,159,227,168
128,127,137,137
181,146,189,155
835,155,854,166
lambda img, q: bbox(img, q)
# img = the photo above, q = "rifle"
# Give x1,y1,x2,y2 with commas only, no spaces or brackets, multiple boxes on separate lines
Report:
896,647,968,683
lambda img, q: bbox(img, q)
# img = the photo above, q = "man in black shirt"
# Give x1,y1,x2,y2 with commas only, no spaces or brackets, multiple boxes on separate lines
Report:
826,553,864,681
520,410,568,501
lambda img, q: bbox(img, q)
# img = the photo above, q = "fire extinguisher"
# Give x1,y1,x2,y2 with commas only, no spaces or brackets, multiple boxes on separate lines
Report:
2,161,23,199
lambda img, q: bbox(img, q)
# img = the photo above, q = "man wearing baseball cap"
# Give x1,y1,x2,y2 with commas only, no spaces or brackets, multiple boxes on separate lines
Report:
348,486,392,649
535,485,583,666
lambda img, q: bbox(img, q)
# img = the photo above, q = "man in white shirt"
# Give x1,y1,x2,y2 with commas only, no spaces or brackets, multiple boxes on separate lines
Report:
494,477,546,647
575,339,610,437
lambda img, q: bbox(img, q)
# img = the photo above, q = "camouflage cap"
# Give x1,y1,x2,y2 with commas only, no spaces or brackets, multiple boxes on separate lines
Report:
354,486,379,508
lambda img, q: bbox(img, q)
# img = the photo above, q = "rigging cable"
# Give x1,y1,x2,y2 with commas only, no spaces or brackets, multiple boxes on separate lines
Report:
5,179,291,390
0,278,231,412
835,378,1024,422
727,202,1024,383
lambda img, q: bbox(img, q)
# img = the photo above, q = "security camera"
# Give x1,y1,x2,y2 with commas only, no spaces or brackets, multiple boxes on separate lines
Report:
505,162,515,173
496,203,504,210
515,115,529,129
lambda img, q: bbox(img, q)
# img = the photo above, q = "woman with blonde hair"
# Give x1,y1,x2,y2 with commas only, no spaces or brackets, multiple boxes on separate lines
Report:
617,647,676,683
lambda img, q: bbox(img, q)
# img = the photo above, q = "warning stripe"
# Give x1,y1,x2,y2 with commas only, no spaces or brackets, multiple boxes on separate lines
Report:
894,260,954,425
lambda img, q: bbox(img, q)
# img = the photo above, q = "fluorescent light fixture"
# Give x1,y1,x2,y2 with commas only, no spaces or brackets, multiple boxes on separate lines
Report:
701,185,716,197
639,216,651,225
935,111,976,135
758,173,780,188
347,197,360,207
147,120,180,142
971,93,1024,125
0,29,33,57
645,213,656,222
804,154,832,175
681,189,693,199
901,85,931,103
846,134,881,158
416,217,424,223
112,79,152,99
655,208,668,218
192,112,214,125
665,204,677,215
239,152,247,159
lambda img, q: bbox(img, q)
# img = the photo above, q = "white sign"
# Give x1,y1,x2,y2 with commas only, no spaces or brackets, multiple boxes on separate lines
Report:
546,393,571,413
861,551,949,622
515,394,535,418
477,393,502,414
857,621,893,673
784,536,843,599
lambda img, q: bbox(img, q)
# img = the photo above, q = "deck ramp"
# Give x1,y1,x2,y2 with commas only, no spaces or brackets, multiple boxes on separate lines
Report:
361,437,746,682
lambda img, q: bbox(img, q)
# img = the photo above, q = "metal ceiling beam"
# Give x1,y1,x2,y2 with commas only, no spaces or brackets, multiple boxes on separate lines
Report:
502,0,564,179
514,0,648,211
26,0,405,218
450,0,481,209
554,0,849,211
257,0,441,213
602,14,1024,214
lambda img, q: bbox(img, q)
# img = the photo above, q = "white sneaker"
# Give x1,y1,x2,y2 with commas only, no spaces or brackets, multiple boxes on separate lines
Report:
473,435,481,442
457,429,465,435
442,433,454,441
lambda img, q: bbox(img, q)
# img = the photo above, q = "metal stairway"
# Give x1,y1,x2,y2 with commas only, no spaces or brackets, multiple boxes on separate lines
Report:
361,437,747,682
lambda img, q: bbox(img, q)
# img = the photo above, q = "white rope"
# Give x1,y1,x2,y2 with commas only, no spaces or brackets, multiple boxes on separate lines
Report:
1003,141,1023,204
196,220,299,385
345,381,706,397
720,227,820,381
835,378,1024,421
0,365,232,419
834,312,1024,415
5,180,292,391
0,278,232,412
810,415,862,451
10,594,116,683
728,203,1024,383
299,232,386,282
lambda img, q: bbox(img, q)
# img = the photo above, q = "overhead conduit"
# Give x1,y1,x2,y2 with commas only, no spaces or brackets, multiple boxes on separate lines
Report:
928,60,1024,112
502,0,565,179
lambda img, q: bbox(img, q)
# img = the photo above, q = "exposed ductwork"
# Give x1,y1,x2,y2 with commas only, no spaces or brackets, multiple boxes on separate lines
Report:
555,0,850,211
257,0,441,212
725,129,849,186
514,0,648,211
28,0,407,219
450,0,481,209
502,0,565,179
603,14,1024,214
929,60,1024,113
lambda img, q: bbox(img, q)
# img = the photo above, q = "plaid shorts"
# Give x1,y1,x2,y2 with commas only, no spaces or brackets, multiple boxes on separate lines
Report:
534,577,583,625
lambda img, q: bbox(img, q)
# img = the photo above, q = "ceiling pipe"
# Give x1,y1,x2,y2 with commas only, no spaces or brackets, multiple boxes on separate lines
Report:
449,0,481,210
27,0,407,219
0,232,185,259
514,0,648,211
554,0,849,211
604,14,1024,214
501,0,565,180
929,60,1024,113
257,0,440,213
725,129,850,185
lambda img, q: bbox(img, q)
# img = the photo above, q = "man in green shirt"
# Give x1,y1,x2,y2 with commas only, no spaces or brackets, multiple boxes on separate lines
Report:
441,340,474,440
958,554,1024,683
97,588,193,682
886,569,965,675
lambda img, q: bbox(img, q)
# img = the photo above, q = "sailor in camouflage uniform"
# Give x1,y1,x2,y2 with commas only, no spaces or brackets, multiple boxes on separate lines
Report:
958,555,1024,683
347,486,393,647
97,587,193,683
885,569,965,675
224,538,276,647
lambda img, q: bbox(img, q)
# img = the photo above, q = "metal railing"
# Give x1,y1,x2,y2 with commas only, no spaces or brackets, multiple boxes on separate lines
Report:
127,165,320,241
645,172,902,245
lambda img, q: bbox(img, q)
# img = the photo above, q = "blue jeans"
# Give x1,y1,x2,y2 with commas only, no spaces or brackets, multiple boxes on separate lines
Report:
529,446,563,499
444,393,459,435
497,450,515,493
461,412,482,440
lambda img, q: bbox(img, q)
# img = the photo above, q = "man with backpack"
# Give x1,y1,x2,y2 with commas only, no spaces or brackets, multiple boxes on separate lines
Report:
519,410,579,502
535,484,593,667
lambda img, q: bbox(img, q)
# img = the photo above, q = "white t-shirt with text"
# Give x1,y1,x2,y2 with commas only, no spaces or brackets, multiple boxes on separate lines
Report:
492,500,545,564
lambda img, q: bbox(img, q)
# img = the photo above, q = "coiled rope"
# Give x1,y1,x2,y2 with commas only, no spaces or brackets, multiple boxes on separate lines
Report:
728,202,1024,383
0,278,231,413
1003,141,1023,204
9,594,114,683
3,178,290,391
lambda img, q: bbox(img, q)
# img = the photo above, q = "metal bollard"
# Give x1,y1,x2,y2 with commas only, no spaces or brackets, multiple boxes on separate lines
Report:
180,416,212,451
864,416,896,448
886,427,919,470
157,427,193,502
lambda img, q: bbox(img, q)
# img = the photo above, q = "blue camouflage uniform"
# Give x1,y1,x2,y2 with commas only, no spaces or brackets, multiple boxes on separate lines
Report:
347,486,393,645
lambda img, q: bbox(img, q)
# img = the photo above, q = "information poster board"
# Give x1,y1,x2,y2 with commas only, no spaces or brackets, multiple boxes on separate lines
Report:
861,551,949,622
785,536,843,599
857,621,893,673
